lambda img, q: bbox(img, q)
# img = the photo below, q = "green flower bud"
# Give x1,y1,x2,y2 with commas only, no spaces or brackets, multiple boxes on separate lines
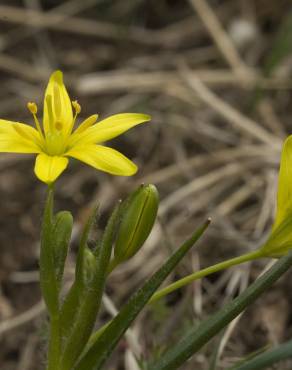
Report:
114,184,159,263
83,247,98,284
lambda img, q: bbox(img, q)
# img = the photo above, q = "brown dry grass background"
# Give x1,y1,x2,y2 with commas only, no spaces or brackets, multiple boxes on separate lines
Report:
0,0,292,369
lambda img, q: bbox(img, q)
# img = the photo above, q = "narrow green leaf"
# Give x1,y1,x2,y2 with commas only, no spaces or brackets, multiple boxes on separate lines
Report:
52,211,73,287
76,204,100,278
75,218,210,370
60,204,120,370
60,205,99,341
60,281,82,340
225,343,270,370
208,330,226,370
40,186,62,370
39,186,59,317
227,339,292,370
148,251,292,370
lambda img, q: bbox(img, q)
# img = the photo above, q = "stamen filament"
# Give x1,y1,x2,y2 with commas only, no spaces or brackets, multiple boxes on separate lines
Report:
27,102,45,141
33,114,45,139
72,100,81,128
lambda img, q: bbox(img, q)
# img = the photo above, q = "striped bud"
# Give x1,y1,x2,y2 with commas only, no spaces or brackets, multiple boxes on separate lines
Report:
114,184,159,262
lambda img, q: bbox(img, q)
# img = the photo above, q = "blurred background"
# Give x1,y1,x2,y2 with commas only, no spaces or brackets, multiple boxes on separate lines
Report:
1,0,292,369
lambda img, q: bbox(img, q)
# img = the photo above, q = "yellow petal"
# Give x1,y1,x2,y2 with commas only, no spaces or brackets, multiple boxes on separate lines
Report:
0,119,41,153
273,135,292,229
66,144,137,176
72,113,151,145
43,71,73,136
34,153,68,183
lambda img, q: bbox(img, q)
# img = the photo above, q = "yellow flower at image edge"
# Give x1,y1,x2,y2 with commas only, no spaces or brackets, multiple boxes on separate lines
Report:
261,135,292,257
0,71,150,183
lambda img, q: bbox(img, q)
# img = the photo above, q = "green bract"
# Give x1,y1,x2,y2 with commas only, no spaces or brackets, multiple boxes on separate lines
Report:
114,184,159,263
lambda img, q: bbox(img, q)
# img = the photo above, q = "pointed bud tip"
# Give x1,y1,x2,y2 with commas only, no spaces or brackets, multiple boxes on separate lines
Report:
50,70,63,85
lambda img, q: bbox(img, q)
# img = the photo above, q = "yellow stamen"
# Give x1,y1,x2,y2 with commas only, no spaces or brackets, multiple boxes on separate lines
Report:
27,101,44,140
72,100,81,114
27,102,37,115
71,100,81,130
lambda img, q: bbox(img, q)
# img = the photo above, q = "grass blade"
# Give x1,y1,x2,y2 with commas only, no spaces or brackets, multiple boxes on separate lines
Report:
75,218,210,370
60,205,99,340
60,204,120,370
227,339,292,370
40,186,59,317
148,251,292,370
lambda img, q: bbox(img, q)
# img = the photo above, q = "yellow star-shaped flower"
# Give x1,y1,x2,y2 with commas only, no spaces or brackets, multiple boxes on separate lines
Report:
0,71,150,183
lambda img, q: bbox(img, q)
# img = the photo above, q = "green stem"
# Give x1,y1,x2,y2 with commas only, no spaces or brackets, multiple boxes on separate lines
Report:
149,249,263,303
87,249,264,346
46,317,61,370
41,184,61,370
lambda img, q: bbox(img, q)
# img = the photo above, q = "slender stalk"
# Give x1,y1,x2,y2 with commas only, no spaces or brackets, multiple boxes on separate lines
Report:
46,317,61,370
148,251,292,370
87,249,264,346
41,184,61,370
149,249,263,303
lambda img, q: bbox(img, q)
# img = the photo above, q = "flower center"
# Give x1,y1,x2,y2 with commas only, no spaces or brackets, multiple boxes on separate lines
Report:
27,98,82,156
45,130,66,155
27,102,67,155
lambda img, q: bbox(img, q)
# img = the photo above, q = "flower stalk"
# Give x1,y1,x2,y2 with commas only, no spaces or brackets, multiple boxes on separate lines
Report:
149,249,263,303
